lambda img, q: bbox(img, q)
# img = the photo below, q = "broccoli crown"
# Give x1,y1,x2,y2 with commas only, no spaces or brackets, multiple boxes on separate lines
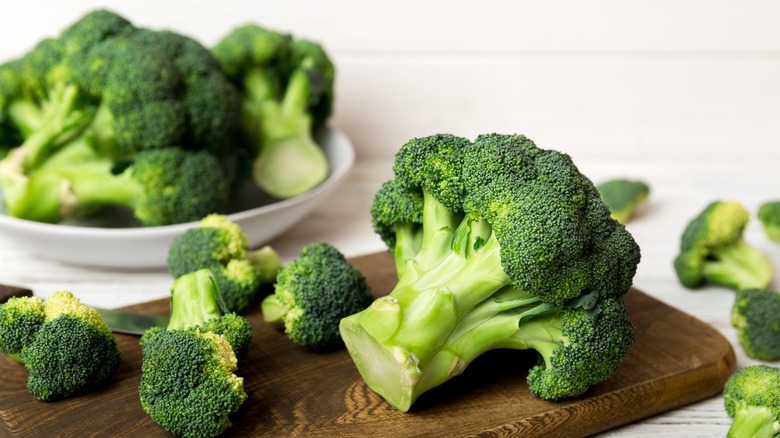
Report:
732,289,780,361
724,365,780,438
167,215,278,313
759,201,780,243
673,201,774,290
139,326,247,438
263,243,373,351
342,132,639,412
0,291,120,401
595,178,650,224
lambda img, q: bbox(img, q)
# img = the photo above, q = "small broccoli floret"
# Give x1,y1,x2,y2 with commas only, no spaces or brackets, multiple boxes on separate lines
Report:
674,201,774,291
0,291,120,401
262,243,373,351
596,178,650,224
724,365,780,438
140,269,251,438
731,289,780,361
340,133,639,412
168,214,282,313
759,201,780,243
212,24,331,199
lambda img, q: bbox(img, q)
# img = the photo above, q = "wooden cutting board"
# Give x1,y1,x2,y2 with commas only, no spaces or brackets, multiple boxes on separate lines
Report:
0,252,735,437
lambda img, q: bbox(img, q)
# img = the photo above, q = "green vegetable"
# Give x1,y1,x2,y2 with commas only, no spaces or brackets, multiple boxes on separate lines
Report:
0,291,120,401
261,242,373,350
340,133,639,412
596,178,650,224
724,365,780,438
0,9,240,225
731,289,780,361
168,214,282,313
212,24,333,199
139,269,252,438
674,201,774,291
758,201,780,243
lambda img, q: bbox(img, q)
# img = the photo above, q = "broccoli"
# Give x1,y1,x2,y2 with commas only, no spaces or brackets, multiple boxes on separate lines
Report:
0,291,120,401
724,365,780,438
139,269,252,438
212,24,333,199
10,146,229,226
731,289,780,361
168,214,282,313
339,133,639,412
674,201,774,291
758,201,780,243
0,9,241,225
596,178,650,224
261,243,373,350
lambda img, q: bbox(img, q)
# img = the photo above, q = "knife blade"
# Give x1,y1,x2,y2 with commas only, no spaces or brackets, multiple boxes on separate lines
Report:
0,283,168,335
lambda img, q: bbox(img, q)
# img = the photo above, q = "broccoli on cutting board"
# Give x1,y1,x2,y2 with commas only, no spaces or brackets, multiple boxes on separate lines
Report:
0,291,120,401
339,133,640,412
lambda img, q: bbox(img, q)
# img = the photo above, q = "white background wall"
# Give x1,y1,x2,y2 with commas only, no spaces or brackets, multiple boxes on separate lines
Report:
1,1,780,164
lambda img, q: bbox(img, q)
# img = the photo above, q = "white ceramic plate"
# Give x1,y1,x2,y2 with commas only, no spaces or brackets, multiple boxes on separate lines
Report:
0,128,355,269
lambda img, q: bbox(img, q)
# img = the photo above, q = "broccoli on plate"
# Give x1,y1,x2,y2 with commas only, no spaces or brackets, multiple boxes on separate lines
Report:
340,133,640,412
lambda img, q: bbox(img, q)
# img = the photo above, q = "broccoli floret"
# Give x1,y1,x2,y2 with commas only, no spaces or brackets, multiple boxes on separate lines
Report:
0,291,120,401
340,133,639,412
262,243,373,351
140,269,251,438
674,201,774,291
212,24,331,199
724,365,780,438
12,146,229,226
758,201,780,243
731,289,780,361
167,214,282,313
596,178,650,224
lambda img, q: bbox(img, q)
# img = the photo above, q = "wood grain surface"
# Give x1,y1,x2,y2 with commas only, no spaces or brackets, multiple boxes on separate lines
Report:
0,251,736,437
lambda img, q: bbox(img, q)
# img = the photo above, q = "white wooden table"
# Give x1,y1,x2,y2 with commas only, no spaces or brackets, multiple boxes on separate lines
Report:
1,156,777,436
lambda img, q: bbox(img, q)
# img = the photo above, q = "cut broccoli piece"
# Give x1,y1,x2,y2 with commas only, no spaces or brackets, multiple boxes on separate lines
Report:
212,24,332,199
140,269,251,438
674,201,774,291
168,214,282,313
0,291,120,401
731,289,780,361
340,133,639,412
596,178,650,224
758,201,780,243
262,243,373,350
724,365,780,438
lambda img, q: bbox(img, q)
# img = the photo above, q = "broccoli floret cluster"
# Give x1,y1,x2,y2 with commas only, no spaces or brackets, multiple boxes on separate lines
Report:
139,269,252,438
340,133,640,412
0,9,239,226
724,365,780,438
674,201,774,291
596,178,650,224
212,24,334,199
168,214,282,313
261,242,373,350
0,290,120,401
731,289,780,361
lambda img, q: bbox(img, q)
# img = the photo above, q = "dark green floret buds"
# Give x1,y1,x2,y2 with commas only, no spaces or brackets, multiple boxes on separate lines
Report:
674,201,774,291
340,133,640,412
731,289,780,361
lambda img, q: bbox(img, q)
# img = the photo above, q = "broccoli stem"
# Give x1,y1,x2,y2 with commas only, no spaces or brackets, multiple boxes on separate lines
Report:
704,240,774,290
167,270,225,330
6,98,43,138
392,222,422,277
246,245,282,285
727,403,780,438
58,161,140,217
251,69,328,199
260,294,284,325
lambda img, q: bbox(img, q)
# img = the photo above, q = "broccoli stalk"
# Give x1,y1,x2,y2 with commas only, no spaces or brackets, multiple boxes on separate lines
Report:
724,365,780,438
340,133,639,412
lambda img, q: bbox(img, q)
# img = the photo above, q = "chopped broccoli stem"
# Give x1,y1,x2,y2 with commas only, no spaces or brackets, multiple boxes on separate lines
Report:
260,293,284,324
704,240,775,291
167,270,225,330
727,402,780,438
